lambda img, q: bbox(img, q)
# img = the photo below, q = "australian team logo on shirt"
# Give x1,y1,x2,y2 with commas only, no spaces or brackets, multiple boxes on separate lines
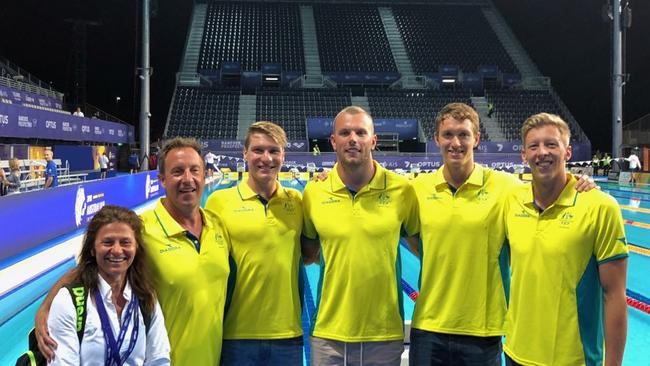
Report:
215,233,225,248
477,189,489,202
377,192,391,206
283,200,296,213
426,192,441,201
559,212,575,227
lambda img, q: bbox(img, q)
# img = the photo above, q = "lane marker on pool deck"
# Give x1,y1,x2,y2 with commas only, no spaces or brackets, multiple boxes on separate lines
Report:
624,219,650,230
620,205,650,214
629,244,650,256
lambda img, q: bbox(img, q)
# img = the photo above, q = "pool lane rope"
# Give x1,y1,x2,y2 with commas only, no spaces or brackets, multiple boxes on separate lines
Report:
627,289,650,315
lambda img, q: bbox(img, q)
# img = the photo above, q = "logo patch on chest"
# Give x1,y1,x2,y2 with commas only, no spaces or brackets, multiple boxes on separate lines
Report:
377,192,391,206
559,212,575,227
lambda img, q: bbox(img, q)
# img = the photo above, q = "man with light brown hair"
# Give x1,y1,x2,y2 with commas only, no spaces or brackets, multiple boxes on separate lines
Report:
407,105,596,365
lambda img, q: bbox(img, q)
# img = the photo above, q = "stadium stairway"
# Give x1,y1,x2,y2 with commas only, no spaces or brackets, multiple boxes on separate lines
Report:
300,5,322,83
471,96,506,141
481,5,542,81
351,95,371,114
237,94,257,139
378,7,414,78
179,3,207,86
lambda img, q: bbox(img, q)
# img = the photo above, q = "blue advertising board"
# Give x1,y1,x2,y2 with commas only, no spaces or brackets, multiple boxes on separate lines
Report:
426,141,591,161
0,102,133,144
0,171,164,266
307,118,418,139
203,139,309,152
0,85,62,110
209,152,523,172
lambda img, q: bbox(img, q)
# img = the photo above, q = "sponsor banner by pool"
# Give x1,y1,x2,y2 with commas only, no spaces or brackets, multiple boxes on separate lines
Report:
203,139,309,152
0,171,163,266
307,118,418,139
426,141,591,161
0,102,134,144
209,152,523,172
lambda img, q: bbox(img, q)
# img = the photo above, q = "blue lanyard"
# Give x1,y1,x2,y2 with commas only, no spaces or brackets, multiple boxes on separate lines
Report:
94,289,140,366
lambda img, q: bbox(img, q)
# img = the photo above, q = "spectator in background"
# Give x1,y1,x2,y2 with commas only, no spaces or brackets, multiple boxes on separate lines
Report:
6,158,22,194
72,107,84,117
602,152,612,175
148,152,158,171
204,150,217,177
487,102,494,118
99,152,109,179
312,143,321,156
44,149,58,189
627,148,641,186
129,151,140,174
0,166,6,196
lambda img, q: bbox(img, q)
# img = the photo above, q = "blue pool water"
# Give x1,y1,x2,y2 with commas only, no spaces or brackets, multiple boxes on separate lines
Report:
1,178,649,365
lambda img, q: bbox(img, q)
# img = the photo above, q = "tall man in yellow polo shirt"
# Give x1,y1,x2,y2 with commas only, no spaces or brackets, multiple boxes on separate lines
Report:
205,122,304,365
302,106,420,366
34,137,232,366
503,113,628,366
407,103,518,365
407,103,596,365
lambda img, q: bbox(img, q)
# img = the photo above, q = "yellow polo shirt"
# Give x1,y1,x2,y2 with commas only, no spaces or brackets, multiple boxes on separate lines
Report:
302,161,419,342
411,164,521,336
141,199,231,366
504,175,628,366
205,180,303,339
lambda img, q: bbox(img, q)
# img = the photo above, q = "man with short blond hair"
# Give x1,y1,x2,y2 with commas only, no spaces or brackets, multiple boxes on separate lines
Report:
206,121,304,365
302,106,419,365
503,113,628,366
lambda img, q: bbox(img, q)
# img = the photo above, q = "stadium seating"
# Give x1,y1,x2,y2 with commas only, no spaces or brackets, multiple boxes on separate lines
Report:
367,89,489,140
486,89,584,142
392,5,516,74
166,87,240,139
256,88,351,140
198,1,304,72
313,4,397,72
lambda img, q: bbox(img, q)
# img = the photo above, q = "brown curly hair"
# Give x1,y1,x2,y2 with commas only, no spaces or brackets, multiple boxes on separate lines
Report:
76,205,156,315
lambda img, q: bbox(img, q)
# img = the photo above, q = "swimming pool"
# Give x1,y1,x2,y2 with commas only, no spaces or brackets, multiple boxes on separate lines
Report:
1,177,648,365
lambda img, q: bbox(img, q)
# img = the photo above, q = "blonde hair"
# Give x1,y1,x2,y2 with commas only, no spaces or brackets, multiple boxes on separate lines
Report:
435,103,480,136
9,158,20,171
521,113,571,146
245,121,288,150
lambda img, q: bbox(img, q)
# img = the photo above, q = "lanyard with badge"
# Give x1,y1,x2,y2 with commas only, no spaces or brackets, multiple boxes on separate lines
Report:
94,290,139,366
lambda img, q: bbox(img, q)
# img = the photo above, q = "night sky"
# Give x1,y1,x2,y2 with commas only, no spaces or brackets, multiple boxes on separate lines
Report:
2,0,648,152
